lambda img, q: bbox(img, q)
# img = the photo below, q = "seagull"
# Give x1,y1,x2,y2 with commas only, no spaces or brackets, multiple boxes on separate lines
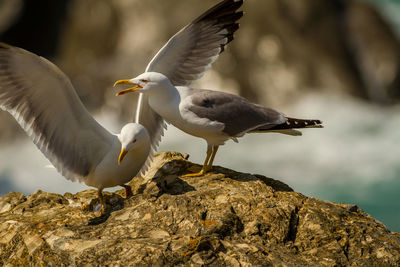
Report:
114,72,323,177
0,43,151,213
125,0,244,174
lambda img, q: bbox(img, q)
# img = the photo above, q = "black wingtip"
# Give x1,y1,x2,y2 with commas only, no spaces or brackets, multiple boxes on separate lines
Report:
192,0,244,25
190,0,244,52
216,11,243,24
236,11,244,20
188,1,244,57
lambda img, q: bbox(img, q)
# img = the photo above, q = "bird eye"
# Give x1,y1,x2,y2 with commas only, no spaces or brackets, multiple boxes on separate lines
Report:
141,79,148,83
132,139,137,143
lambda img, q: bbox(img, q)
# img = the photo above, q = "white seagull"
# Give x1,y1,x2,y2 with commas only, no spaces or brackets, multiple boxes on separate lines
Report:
0,43,151,213
124,0,244,174
114,72,323,177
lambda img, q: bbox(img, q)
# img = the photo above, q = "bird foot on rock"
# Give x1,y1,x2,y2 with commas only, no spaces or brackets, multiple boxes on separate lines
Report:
181,169,207,178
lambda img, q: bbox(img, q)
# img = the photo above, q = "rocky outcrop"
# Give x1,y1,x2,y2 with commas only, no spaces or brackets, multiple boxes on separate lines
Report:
0,152,399,266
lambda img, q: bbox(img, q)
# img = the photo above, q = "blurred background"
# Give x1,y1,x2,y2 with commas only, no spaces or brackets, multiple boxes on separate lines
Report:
0,0,399,232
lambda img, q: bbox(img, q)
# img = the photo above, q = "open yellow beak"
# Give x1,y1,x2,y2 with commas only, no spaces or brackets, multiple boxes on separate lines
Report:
114,79,143,96
118,148,128,165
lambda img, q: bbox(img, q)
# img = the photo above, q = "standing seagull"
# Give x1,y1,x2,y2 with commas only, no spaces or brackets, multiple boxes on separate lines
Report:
126,0,244,174
114,72,323,177
0,43,151,213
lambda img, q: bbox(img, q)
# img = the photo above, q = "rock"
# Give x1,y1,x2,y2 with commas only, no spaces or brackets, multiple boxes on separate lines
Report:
0,151,399,266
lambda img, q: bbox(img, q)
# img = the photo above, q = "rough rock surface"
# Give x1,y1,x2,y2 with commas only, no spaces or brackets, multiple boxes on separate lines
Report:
0,152,399,266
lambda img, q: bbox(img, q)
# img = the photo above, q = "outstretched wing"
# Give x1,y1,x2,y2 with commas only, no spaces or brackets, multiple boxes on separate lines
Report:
137,0,244,174
0,43,112,182
134,93,167,176
145,0,243,86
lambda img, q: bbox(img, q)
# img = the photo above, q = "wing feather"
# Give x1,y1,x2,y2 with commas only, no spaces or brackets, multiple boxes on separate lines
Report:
0,43,112,182
145,0,243,86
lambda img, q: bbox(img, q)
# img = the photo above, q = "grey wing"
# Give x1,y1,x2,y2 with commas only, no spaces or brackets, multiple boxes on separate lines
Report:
188,89,287,137
134,93,167,176
0,43,112,182
145,0,243,86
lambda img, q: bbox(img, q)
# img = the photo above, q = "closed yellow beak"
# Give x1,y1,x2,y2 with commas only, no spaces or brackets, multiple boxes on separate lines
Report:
118,148,128,165
114,79,143,96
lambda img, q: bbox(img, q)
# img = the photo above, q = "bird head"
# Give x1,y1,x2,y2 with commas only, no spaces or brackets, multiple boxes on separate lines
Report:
117,123,150,165
114,72,171,96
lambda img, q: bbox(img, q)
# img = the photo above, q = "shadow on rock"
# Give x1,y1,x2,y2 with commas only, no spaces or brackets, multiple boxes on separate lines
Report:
145,159,197,197
208,165,294,192
85,192,126,225
88,212,111,225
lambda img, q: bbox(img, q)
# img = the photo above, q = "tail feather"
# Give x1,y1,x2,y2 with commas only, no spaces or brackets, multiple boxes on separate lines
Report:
250,117,323,134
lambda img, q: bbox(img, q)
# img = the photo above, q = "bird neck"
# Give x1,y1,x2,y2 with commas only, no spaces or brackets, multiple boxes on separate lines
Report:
147,82,180,107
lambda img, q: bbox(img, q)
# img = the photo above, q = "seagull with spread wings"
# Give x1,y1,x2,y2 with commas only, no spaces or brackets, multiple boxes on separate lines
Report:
0,43,151,213
125,0,244,174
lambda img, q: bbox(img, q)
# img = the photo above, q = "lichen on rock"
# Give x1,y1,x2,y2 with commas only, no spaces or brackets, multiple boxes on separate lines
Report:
0,151,399,266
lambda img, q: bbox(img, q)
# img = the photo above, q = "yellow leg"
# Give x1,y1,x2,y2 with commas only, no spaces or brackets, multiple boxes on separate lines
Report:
97,189,106,213
121,184,133,198
182,146,213,177
206,146,219,171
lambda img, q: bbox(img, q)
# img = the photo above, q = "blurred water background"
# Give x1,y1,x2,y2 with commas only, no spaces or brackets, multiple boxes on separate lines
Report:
0,0,399,232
